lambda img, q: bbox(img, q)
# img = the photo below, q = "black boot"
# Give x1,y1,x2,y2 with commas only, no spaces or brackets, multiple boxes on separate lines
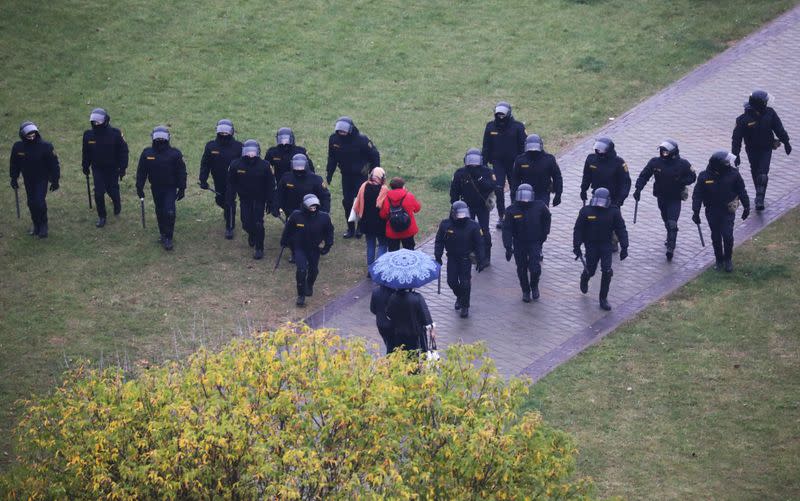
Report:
714,261,724,271
253,249,263,260
248,233,255,247
460,306,469,318
522,291,531,303
343,221,355,239
306,269,318,297
724,259,733,272
113,202,122,216
96,217,106,228
599,272,612,311
531,273,541,300
454,298,461,310
580,271,590,294
163,237,173,251
37,223,48,239
296,295,305,307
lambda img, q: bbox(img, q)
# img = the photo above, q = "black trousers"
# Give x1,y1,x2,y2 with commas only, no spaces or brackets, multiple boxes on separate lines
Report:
585,242,613,277
24,179,49,228
745,146,772,204
469,205,492,253
657,196,682,248
513,241,543,293
92,168,121,218
240,198,266,251
294,246,321,296
212,173,235,230
341,173,367,224
447,255,473,308
706,210,735,262
387,236,416,251
491,159,512,217
151,186,177,239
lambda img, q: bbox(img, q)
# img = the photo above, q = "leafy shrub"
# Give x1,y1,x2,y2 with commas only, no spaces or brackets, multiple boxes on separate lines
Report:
2,325,592,500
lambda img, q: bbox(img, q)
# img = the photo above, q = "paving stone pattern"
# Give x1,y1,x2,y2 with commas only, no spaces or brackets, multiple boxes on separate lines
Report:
308,6,800,380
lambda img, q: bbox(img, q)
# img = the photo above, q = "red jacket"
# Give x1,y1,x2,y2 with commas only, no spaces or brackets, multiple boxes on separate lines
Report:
379,188,421,239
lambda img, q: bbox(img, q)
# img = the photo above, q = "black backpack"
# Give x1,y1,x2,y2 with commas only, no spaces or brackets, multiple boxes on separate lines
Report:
388,193,412,232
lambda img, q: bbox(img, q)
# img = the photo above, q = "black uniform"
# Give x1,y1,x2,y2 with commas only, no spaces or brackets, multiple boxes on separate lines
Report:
510,151,563,206
10,131,60,236
502,200,551,297
136,141,187,241
731,103,790,208
692,159,750,267
199,135,243,230
634,154,696,252
276,170,331,216
385,290,432,353
580,142,631,207
266,144,315,183
573,204,629,305
450,165,496,260
434,217,486,311
82,122,128,219
226,157,276,252
325,121,380,229
281,207,334,299
482,114,526,219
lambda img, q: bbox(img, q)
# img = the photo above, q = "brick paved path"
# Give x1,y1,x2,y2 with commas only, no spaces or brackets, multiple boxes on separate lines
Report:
308,6,800,380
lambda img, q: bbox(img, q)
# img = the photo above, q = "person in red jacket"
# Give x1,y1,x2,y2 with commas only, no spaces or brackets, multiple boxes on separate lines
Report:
380,177,421,251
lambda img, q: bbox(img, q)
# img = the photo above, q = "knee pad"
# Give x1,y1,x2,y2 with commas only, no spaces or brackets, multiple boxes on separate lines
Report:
666,220,678,231
602,269,613,278
758,174,768,186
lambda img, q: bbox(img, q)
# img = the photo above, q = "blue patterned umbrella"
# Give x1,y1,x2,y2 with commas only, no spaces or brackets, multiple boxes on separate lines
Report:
369,249,441,289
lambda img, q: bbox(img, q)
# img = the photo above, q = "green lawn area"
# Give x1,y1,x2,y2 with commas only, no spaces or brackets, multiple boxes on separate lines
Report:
0,0,796,469
528,207,800,500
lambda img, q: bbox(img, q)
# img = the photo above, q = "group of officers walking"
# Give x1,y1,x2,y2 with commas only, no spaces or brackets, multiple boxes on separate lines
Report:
9,89,791,311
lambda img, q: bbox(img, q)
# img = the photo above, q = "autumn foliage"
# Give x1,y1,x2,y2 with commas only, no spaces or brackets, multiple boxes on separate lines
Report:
3,325,591,500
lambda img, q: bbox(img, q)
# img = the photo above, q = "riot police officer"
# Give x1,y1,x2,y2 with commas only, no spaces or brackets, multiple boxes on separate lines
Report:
10,121,60,238
692,151,750,272
226,140,276,260
450,148,496,262
199,119,242,239
580,137,631,207
510,134,563,207
325,116,380,238
731,90,791,210
573,187,629,311
633,139,696,261
280,194,334,307
81,108,128,227
502,184,551,302
482,101,527,227
434,201,487,319
276,153,331,217
265,127,315,183
136,126,187,250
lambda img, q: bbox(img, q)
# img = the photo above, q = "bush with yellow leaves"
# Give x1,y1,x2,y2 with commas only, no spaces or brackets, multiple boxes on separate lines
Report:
2,324,592,500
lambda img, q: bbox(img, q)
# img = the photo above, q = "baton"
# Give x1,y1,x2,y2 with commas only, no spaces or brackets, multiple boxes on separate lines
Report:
575,253,587,273
633,199,639,224
437,270,441,294
139,198,146,229
197,182,221,196
14,187,20,219
85,175,93,209
696,223,705,247
274,245,286,271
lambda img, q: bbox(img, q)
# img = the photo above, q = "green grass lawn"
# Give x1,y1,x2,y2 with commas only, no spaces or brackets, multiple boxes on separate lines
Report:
0,0,796,467
527,208,800,499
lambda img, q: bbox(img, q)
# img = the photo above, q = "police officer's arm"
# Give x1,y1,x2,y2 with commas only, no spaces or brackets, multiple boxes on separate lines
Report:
449,171,461,204
47,144,61,186
691,174,705,213
434,221,447,262
318,179,332,213
734,171,751,210
477,170,496,194
616,159,632,204
771,111,790,145
731,117,745,156
225,162,237,205
199,143,212,184
613,208,629,250
572,209,586,251
635,159,655,192
501,213,514,250
580,157,592,193
323,216,335,249
135,151,148,196
81,131,91,174
117,131,129,176
364,137,380,169
10,144,21,183
176,153,187,192
509,158,521,196
275,176,287,211
541,205,552,242
306,154,316,173
325,136,337,184
481,123,493,163
679,161,697,186
552,158,564,197
279,212,294,247
516,122,527,154
265,162,277,212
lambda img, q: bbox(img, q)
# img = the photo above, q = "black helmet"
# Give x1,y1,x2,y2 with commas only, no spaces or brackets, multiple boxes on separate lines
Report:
151,125,170,142
748,90,770,110
590,187,611,208
658,139,679,158
19,121,39,140
303,193,320,211
89,108,109,126
463,148,483,167
451,200,470,219
242,139,261,157
494,101,512,118
710,150,736,169
515,183,534,202
334,116,354,134
216,119,234,136
276,127,295,145
291,153,308,171
593,137,613,156
525,134,543,152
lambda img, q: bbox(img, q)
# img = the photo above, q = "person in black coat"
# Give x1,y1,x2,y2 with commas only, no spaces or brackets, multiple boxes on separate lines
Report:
226,140,277,260
502,184,551,302
356,167,388,269
10,121,60,238
265,127,316,183
276,153,331,217
731,90,791,210
580,137,631,207
482,101,527,227
325,116,380,238
573,187,629,311
136,126,187,251
692,151,750,272
199,119,242,239
280,194,335,307
385,289,432,353
633,139,697,261
510,134,562,207
369,284,395,353
82,108,128,227
450,148,496,262
434,201,487,319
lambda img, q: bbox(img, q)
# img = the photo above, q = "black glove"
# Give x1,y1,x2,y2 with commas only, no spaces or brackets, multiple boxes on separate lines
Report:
785,142,792,155
118,172,125,181
620,247,628,260
49,181,59,192
552,193,561,207
199,180,209,190
580,190,587,202
320,246,331,255
505,248,513,262
326,174,334,185
176,188,185,201
10,178,19,190
633,189,641,202
573,247,582,259
742,207,750,220
692,212,701,225
734,155,741,167
435,256,443,265
270,206,281,218
137,187,145,199
476,261,488,273
82,167,90,176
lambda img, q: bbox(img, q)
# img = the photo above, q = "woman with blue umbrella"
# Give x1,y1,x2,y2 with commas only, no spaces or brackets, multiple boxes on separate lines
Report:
369,249,439,353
